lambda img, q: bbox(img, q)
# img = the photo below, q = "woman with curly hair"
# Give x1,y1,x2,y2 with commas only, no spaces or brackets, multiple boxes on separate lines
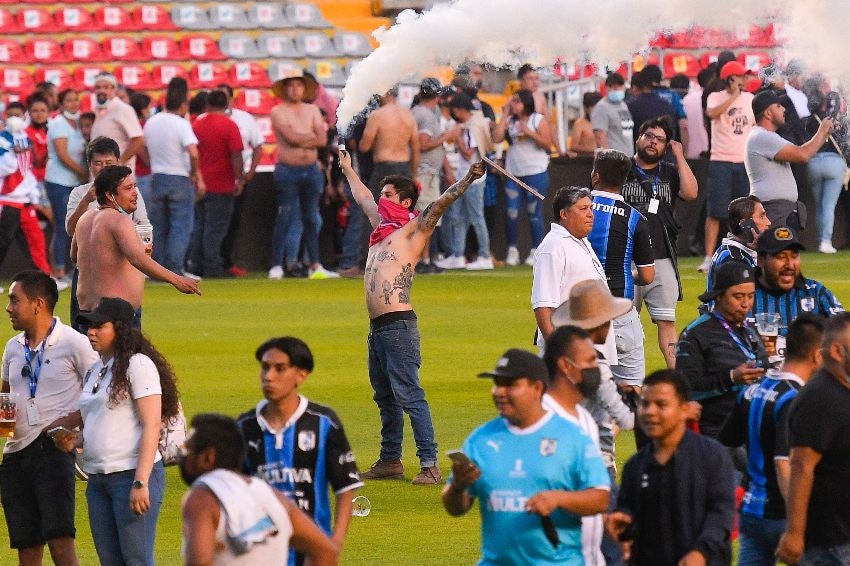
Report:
55,297,179,565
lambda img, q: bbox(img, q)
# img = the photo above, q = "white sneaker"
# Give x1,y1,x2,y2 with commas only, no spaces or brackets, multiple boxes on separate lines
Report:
54,278,69,292
268,265,284,280
505,246,519,266
697,256,712,273
524,248,537,266
819,240,838,254
308,265,340,279
182,271,203,282
466,256,494,270
435,255,466,269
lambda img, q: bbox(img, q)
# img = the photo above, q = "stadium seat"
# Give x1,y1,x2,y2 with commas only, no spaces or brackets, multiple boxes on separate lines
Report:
55,8,95,32
333,31,373,58
1,69,35,94
65,38,108,62
255,116,274,143
235,89,276,115
189,63,228,89
0,40,26,64
133,6,178,31
285,3,331,28
295,32,340,58
699,52,720,69
104,37,146,62
180,35,226,61
170,5,213,30
0,8,20,32
78,92,96,113
663,53,700,78
209,4,250,30
219,34,265,59
142,35,183,60
229,62,272,88
18,8,65,33
114,65,155,90
34,67,73,90
632,53,660,74
699,27,737,49
73,66,107,91
25,39,69,63
95,6,140,31
738,52,770,73
246,4,291,29
257,33,301,58
150,65,189,89
760,23,779,48
305,60,347,87
267,60,303,83
0,0,17,4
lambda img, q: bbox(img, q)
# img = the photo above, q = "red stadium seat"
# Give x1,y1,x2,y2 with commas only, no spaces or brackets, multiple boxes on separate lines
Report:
142,36,183,60
234,89,276,115
180,35,226,61
65,38,108,62
738,52,771,74
648,33,670,49
114,65,155,90
698,27,737,49
0,8,22,32
103,37,146,62
734,24,771,48
699,52,720,70
189,63,228,89
78,92,96,113
663,53,700,78
34,67,73,91
133,6,178,31
57,7,98,32
229,62,271,88
255,116,274,143
1,69,35,95
760,23,779,48
18,8,65,33
25,39,69,63
150,64,189,88
73,66,107,91
95,6,141,31
0,40,27,64
665,31,699,49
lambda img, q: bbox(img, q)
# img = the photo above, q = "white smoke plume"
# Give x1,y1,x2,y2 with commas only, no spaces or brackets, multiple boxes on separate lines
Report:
337,0,850,133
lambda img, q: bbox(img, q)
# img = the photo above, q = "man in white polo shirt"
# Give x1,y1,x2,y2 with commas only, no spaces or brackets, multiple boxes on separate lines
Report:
531,186,616,363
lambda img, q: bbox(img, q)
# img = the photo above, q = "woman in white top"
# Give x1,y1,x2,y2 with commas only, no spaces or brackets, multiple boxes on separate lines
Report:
56,297,179,566
493,89,552,266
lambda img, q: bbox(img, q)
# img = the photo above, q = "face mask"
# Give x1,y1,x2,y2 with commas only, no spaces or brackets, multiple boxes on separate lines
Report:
63,110,80,121
110,194,129,216
565,358,602,397
5,115,24,134
607,90,625,104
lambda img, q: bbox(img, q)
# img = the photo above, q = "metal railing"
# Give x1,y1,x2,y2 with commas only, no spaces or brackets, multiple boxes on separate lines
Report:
540,77,599,154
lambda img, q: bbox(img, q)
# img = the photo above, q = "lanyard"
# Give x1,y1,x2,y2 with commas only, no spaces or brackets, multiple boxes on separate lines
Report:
634,164,660,198
712,313,757,362
22,318,57,399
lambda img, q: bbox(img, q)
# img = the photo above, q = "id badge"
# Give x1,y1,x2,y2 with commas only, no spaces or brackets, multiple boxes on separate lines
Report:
648,198,660,214
26,399,40,426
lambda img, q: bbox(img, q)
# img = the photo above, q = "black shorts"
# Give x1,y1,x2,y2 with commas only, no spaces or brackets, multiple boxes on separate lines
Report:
0,434,76,549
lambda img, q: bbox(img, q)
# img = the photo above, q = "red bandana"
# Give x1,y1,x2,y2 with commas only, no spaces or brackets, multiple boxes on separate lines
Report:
369,198,419,246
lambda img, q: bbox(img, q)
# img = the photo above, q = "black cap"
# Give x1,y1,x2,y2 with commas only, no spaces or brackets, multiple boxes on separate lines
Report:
757,225,806,255
698,261,757,303
478,349,548,383
752,90,783,116
419,77,442,97
76,297,135,327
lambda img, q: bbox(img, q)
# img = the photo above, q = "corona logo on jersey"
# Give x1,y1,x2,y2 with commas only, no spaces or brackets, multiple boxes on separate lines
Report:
592,201,626,217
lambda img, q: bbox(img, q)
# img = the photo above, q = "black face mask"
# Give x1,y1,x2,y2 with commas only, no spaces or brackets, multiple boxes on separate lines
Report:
566,358,602,397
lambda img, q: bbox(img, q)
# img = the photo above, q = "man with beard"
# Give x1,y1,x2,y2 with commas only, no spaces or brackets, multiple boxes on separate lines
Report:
751,225,843,363
89,73,144,170
621,118,698,368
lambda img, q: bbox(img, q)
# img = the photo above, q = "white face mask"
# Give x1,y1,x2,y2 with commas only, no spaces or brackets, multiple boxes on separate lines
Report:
5,115,24,134
63,110,80,121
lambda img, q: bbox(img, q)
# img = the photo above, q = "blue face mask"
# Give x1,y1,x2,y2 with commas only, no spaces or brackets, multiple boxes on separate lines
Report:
607,90,625,103
110,195,129,216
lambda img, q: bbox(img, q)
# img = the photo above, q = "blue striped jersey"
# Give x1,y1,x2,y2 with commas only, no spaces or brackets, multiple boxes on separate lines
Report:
751,278,844,337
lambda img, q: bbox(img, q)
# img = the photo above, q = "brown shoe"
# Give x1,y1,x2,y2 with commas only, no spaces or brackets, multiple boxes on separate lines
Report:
337,266,365,278
411,466,442,485
361,459,405,480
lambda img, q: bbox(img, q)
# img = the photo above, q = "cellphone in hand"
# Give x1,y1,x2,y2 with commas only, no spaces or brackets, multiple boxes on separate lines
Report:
46,426,75,440
541,515,560,548
446,450,472,467
738,219,759,243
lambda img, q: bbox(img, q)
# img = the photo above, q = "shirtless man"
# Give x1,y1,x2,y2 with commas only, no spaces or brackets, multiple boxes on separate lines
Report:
339,148,484,485
359,87,420,197
71,165,200,330
268,70,337,279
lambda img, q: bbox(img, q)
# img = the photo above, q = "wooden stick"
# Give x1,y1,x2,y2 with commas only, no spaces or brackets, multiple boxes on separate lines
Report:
481,156,546,201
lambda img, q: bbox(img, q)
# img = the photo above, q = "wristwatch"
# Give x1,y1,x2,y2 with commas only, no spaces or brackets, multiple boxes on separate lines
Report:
132,480,145,489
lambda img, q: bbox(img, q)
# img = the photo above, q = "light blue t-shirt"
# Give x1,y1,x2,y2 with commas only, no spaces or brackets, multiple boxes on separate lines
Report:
458,411,610,566
45,115,86,188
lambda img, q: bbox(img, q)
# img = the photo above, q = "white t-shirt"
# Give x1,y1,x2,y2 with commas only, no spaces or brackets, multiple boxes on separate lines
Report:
79,353,163,474
229,108,264,174
505,113,549,177
745,126,796,201
707,91,755,163
143,112,198,177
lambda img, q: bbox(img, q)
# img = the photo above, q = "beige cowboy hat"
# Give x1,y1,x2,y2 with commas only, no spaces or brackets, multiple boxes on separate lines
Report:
551,279,632,330
271,68,318,101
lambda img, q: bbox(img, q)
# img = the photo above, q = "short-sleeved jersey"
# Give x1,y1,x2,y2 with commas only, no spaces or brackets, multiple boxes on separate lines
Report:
458,411,610,566
588,190,654,300
702,237,757,311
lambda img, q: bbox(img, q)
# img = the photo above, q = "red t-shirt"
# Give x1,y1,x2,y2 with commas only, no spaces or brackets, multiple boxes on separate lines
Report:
25,125,48,182
192,113,243,193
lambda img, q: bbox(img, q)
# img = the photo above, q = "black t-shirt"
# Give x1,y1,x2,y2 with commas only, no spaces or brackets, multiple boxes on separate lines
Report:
789,370,850,548
634,455,678,566
621,160,681,260
627,93,677,144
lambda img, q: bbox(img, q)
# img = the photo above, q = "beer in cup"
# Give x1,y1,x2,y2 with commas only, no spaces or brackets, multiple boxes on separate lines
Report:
754,313,781,358
136,224,153,256
0,393,17,437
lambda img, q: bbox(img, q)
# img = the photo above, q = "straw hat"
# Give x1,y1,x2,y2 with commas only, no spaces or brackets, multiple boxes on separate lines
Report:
551,279,632,329
271,68,318,101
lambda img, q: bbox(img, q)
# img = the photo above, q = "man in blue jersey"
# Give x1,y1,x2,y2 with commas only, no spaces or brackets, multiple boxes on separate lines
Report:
588,149,655,388
237,337,363,566
751,225,843,362
718,314,824,566
442,348,610,565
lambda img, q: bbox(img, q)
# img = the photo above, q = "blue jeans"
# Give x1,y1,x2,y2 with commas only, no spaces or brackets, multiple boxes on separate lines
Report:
449,177,489,258
738,514,786,566
800,542,850,566
187,193,234,277
504,170,548,248
367,318,437,467
86,461,165,566
44,181,74,271
807,152,846,243
707,161,750,219
272,163,324,267
148,174,195,273
339,180,366,270
135,175,152,204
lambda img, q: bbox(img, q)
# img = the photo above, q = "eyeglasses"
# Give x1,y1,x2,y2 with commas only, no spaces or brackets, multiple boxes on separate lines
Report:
642,131,668,144
90,364,110,394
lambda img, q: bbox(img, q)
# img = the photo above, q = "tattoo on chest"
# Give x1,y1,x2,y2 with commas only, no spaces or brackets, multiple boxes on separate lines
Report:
379,263,414,305
366,267,377,293
375,250,397,262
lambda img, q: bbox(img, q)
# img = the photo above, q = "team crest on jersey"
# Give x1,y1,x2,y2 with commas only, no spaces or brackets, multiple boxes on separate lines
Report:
800,297,815,312
540,438,557,456
298,430,316,451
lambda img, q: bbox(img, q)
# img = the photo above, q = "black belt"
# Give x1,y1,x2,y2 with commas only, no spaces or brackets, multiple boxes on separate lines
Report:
370,310,416,330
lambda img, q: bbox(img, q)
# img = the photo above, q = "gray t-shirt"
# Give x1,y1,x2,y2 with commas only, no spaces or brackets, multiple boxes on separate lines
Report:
65,182,150,236
412,104,445,174
590,98,634,155
745,126,796,201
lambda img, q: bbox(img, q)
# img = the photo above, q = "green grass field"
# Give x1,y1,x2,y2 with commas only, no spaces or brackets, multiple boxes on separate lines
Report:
0,252,847,565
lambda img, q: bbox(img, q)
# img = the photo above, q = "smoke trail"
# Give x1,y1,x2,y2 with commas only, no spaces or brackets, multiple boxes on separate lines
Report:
337,0,850,133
